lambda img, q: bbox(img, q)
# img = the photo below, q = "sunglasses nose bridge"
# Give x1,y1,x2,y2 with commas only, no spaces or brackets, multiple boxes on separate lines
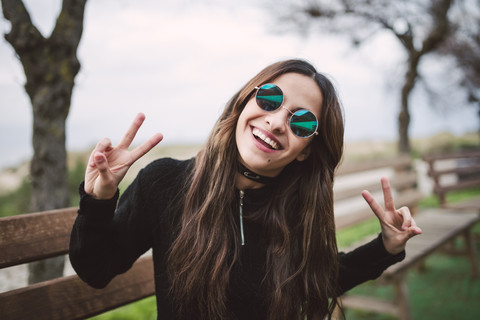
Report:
275,106,295,124
281,106,294,116
264,107,290,134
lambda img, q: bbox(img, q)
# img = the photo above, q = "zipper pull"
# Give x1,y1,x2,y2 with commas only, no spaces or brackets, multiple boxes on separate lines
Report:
239,190,245,246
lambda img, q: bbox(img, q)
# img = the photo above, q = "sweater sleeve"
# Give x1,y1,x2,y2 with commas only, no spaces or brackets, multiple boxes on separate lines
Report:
338,233,405,294
69,165,157,289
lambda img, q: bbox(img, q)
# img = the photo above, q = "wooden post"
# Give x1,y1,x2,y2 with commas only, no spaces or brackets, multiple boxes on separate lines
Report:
394,276,412,320
464,228,479,278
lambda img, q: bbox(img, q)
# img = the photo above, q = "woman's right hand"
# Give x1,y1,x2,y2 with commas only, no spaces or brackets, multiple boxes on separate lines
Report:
84,113,164,199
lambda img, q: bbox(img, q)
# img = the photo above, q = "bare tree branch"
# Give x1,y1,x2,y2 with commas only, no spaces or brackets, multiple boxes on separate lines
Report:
2,0,44,54
267,0,460,153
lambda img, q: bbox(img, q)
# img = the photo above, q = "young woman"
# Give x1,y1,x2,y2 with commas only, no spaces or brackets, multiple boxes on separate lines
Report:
70,59,421,320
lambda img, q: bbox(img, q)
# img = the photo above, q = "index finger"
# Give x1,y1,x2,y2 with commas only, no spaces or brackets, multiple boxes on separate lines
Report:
362,190,385,220
381,177,395,212
117,113,146,149
130,133,164,163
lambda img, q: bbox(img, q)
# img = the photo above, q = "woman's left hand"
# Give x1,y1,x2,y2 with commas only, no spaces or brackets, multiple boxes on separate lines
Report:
362,177,423,255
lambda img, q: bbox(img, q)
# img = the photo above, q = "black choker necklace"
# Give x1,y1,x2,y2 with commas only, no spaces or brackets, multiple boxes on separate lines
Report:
238,163,278,184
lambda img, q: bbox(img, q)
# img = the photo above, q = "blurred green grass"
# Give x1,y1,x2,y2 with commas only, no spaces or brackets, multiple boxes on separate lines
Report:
88,295,157,320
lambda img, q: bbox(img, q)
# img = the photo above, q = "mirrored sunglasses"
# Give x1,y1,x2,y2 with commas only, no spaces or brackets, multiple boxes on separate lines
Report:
255,83,318,138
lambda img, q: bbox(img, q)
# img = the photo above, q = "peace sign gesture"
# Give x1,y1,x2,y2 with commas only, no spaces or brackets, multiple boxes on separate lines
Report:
84,113,163,200
362,177,423,255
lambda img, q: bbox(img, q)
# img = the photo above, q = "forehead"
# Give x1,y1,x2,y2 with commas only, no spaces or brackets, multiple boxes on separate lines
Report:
271,73,323,115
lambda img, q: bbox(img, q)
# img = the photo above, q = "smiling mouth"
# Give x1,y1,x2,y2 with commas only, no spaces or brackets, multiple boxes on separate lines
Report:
252,127,280,150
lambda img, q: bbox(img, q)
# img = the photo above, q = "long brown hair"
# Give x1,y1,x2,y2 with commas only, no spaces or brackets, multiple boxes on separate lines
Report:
168,59,345,319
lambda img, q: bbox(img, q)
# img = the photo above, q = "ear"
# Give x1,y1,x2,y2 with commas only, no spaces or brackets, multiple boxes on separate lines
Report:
296,145,311,162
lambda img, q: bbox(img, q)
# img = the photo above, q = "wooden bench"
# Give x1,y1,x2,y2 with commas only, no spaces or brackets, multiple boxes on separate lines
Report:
334,155,479,320
0,208,155,320
422,150,480,210
0,155,478,320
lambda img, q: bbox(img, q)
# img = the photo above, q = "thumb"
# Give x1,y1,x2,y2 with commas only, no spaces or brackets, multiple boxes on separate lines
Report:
409,226,423,236
405,226,422,242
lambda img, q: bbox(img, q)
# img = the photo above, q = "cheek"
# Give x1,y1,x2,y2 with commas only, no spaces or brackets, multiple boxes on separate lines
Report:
235,111,246,137
235,109,250,147
236,102,256,129
292,139,312,156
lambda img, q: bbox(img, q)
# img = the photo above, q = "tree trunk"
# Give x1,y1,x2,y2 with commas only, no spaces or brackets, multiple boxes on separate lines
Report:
1,0,87,283
477,105,480,144
27,84,72,283
398,53,420,154
396,0,453,154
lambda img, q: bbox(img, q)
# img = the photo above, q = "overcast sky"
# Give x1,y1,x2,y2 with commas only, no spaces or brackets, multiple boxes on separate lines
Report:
0,0,478,169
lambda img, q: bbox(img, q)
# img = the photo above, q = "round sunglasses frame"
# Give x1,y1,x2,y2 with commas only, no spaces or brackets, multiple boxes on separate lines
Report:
254,83,319,138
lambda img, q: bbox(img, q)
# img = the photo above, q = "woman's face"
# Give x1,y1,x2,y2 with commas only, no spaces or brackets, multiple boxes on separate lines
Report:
235,72,322,177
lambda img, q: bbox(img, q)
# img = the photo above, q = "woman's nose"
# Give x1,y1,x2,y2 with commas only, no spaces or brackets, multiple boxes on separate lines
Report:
265,108,289,134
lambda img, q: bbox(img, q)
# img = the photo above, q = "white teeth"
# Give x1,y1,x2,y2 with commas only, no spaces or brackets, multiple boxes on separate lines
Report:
252,128,279,150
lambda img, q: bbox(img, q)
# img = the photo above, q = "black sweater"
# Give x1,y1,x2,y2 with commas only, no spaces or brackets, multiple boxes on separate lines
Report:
69,157,405,319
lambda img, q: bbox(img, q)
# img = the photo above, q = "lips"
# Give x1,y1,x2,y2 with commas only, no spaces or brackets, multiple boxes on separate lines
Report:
252,127,281,150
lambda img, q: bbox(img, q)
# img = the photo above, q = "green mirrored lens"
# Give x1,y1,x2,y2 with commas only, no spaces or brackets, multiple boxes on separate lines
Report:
290,110,318,137
256,84,283,111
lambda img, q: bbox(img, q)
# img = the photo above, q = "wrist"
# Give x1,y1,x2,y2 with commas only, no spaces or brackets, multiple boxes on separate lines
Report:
381,234,405,255
91,189,118,200
88,182,118,200
80,181,119,201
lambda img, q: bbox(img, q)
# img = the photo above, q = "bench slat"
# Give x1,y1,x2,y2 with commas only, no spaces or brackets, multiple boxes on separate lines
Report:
434,178,480,195
423,151,480,162
443,197,480,211
334,180,381,202
0,256,154,320
336,156,412,176
334,171,418,202
336,207,375,230
427,164,480,178
0,208,78,268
